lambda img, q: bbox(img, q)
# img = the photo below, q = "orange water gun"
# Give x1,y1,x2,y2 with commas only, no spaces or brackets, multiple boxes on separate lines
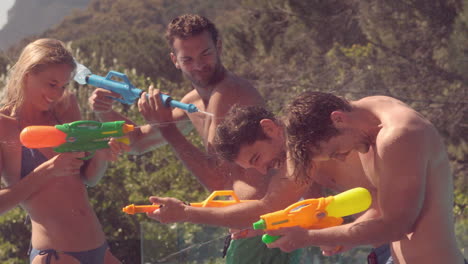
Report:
252,187,372,243
122,190,255,214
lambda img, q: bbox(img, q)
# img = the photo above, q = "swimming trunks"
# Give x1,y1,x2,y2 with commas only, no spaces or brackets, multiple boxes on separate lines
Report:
20,146,48,179
29,241,108,264
367,244,393,264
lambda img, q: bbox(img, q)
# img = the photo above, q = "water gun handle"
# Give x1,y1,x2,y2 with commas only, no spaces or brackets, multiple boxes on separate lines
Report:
87,71,142,105
263,235,281,243
260,218,342,244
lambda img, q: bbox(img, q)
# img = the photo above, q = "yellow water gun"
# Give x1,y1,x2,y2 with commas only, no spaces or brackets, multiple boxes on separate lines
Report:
252,187,372,243
122,190,255,214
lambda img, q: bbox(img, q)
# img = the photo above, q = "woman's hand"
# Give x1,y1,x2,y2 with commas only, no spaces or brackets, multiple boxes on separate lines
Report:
36,152,85,177
95,138,131,162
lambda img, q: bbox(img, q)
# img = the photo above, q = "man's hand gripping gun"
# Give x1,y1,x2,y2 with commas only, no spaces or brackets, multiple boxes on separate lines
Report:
74,61,201,113
20,120,134,160
122,190,255,214
252,187,372,244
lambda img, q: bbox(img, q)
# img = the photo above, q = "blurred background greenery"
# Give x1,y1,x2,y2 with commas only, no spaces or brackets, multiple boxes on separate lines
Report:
0,0,466,263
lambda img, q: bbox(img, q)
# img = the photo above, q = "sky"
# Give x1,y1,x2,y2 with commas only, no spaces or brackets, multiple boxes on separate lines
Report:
0,0,16,30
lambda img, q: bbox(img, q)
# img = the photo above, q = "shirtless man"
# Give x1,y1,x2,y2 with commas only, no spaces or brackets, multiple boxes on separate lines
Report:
89,14,300,263
264,91,465,264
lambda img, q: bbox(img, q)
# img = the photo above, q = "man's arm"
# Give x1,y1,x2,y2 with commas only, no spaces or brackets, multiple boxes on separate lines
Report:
128,120,192,155
157,123,227,191
139,86,261,191
267,129,428,251
139,88,226,190
147,166,309,228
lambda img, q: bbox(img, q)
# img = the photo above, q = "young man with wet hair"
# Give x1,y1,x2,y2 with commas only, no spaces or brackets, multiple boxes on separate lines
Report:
264,91,465,264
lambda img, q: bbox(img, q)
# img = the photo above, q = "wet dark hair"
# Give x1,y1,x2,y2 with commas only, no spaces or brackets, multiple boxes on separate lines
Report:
214,104,275,162
284,91,351,183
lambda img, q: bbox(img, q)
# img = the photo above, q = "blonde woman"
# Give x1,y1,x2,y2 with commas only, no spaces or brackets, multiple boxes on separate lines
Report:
0,38,125,263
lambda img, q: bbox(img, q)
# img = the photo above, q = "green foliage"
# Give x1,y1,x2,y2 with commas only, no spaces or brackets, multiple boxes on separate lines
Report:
448,0,468,81
0,208,29,264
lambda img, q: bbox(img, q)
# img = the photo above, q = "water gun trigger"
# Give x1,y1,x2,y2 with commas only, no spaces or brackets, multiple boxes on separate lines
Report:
315,210,327,219
115,137,130,145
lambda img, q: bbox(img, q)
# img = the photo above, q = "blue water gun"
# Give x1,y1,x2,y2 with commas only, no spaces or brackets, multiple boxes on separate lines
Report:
74,61,208,115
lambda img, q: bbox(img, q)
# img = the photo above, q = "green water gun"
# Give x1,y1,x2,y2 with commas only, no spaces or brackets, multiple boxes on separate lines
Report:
20,120,134,160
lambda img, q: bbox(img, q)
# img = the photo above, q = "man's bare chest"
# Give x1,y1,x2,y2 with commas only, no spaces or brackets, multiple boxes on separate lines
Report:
358,149,380,187
315,152,376,191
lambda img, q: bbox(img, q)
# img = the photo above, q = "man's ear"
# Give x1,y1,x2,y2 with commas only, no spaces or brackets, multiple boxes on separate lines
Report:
330,111,347,128
260,119,279,138
170,52,179,69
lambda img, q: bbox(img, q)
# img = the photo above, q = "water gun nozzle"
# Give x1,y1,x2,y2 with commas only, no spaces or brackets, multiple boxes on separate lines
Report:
122,204,136,214
122,124,135,134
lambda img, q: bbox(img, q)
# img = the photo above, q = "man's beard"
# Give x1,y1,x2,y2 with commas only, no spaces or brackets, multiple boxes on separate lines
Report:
185,60,224,88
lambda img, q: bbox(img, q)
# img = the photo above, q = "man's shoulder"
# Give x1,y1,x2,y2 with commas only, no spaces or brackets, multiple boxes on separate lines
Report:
181,89,200,104
377,122,432,156
214,72,261,101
